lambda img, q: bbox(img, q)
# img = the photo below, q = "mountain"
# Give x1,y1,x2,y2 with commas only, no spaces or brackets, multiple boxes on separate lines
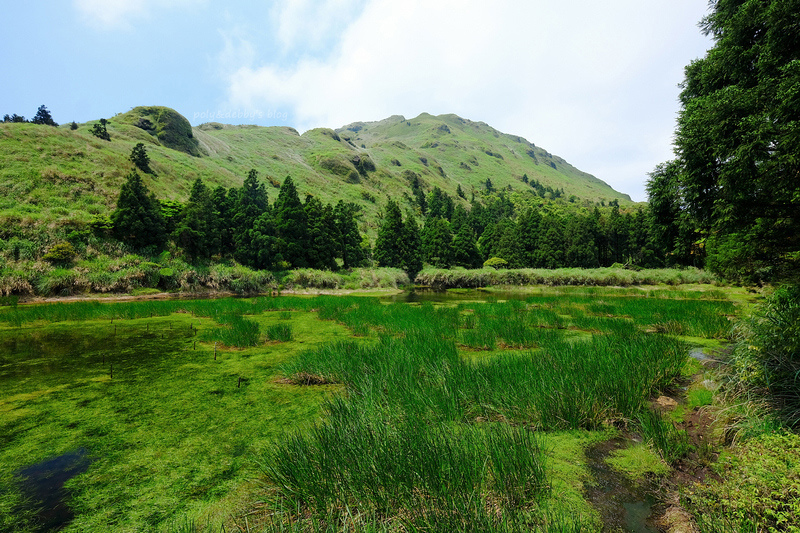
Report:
0,106,631,241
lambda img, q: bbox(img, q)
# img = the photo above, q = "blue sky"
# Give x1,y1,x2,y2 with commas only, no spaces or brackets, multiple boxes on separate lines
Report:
1,1,712,201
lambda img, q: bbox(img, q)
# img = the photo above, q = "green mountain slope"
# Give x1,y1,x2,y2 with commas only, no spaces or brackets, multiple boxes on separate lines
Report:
0,106,631,242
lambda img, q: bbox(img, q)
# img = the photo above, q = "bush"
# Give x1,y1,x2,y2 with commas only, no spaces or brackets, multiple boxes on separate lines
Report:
484,257,508,270
730,285,800,428
43,242,77,265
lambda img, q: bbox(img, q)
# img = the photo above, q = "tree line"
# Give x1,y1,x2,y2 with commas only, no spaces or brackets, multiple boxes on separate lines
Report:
107,170,368,271
106,165,672,278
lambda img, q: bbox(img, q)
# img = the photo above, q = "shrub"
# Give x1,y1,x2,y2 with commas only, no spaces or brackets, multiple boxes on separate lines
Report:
483,257,508,270
43,242,77,265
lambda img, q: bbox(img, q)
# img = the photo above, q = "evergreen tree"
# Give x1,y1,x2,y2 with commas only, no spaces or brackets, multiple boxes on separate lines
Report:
516,207,542,267
335,200,368,269
451,218,481,268
212,186,235,257
130,143,153,174
111,171,167,250
421,216,453,268
273,176,309,268
402,212,423,280
534,215,565,268
31,105,58,126
232,169,270,267
565,214,599,268
374,199,405,268
174,178,213,261
662,0,800,280
90,118,110,141
305,196,338,270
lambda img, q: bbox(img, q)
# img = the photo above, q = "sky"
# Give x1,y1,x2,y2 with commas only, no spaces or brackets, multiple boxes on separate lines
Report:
0,0,713,202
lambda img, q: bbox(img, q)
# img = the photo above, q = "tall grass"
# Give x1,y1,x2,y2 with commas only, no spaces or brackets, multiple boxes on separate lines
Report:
417,266,718,288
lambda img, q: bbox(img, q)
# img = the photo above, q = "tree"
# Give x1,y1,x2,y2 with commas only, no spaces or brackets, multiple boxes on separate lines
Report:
401,212,423,280
3,114,26,123
273,176,309,268
232,169,270,267
660,0,800,281
305,195,337,270
130,143,153,174
374,199,405,268
111,171,167,250
334,200,368,269
421,216,453,268
31,105,58,126
174,178,213,261
90,118,110,141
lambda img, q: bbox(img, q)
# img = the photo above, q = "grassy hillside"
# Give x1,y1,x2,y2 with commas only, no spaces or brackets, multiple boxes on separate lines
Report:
0,106,631,244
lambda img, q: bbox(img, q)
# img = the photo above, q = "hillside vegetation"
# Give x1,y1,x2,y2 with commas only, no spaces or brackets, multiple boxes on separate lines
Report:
0,106,630,245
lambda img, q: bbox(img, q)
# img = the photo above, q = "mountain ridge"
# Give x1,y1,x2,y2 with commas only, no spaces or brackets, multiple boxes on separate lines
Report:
0,106,631,243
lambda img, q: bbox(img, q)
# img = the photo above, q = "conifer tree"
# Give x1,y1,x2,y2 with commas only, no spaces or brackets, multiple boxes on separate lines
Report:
273,176,309,268
374,199,405,268
111,171,166,250
305,195,338,270
31,105,58,126
233,169,270,267
421,216,453,268
402,212,423,280
335,200,368,269
174,178,213,261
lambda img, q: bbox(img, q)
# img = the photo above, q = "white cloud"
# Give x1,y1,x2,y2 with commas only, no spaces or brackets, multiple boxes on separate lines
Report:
273,0,367,54
223,0,711,201
73,0,149,29
74,0,205,31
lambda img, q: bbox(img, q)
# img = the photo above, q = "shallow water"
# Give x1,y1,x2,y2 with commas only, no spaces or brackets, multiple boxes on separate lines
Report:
16,449,92,532
584,438,659,532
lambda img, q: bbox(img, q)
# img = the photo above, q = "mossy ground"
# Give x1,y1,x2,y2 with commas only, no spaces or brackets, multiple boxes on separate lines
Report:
0,286,743,531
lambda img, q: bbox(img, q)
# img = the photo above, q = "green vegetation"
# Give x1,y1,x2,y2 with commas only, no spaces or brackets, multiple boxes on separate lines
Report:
686,432,800,533
0,286,736,531
648,0,800,284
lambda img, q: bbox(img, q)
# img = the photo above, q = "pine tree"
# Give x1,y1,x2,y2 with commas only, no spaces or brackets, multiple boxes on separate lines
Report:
31,105,58,126
174,178,213,261
273,176,309,268
402,213,423,280
111,171,167,250
130,143,153,174
421,216,453,268
232,169,270,267
305,195,338,270
374,199,405,268
335,200,368,269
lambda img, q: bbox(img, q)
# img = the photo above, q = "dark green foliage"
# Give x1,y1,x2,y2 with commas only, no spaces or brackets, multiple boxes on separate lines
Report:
174,178,214,261
111,171,167,251
421,216,452,268
373,199,406,268
90,118,110,141
70,121,78,130
334,201,368,269
401,212,423,280
31,105,57,126
733,285,800,427
305,196,337,270
534,215,565,269
129,142,152,174
427,187,454,220
2,114,26,123
273,176,309,268
232,169,270,268
652,0,800,282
